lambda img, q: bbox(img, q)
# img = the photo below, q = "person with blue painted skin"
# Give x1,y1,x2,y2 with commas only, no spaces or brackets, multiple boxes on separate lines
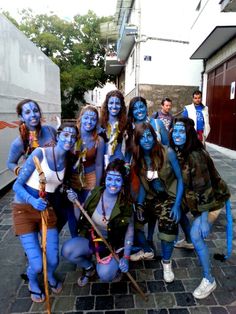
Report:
12,123,77,303
61,159,134,286
169,117,232,299
130,123,183,283
126,96,169,155
7,99,56,176
126,97,169,250
57,105,105,237
100,90,127,168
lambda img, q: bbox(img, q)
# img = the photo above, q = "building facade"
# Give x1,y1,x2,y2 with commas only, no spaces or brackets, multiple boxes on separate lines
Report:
190,0,236,151
105,0,202,115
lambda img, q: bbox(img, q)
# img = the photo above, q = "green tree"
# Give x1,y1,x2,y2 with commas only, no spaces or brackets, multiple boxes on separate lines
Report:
2,9,114,118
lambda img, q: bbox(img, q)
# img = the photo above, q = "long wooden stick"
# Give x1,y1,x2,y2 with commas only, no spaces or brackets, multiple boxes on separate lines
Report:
33,156,51,314
73,198,148,301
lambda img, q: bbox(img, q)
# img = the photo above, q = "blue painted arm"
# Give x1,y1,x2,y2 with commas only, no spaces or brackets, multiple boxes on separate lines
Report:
13,148,47,210
137,182,146,204
95,137,105,186
150,118,169,145
67,189,81,220
167,147,184,222
119,213,134,273
182,107,188,118
225,199,233,259
157,119,169,145
7,137,24,172
124,213,134,256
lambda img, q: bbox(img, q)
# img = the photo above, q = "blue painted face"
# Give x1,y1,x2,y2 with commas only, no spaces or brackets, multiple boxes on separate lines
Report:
172,123,186,147
21,102,41,130
140,129,155,151
108,96,121,117
81,110,97,132
132,101,147,122
58,127,77,151
105,170,123,195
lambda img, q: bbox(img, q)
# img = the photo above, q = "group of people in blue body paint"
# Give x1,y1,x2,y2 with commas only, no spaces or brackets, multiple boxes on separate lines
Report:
7,90,232,303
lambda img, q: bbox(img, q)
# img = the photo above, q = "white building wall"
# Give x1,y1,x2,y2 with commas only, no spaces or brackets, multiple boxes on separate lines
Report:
124,48,136,95
139,40,202,86
123,0,203,95
84,82,117,107
0,14,61,189
190,0,236,55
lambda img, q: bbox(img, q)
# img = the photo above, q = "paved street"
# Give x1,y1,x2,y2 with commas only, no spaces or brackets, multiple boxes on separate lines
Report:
0,145,236,314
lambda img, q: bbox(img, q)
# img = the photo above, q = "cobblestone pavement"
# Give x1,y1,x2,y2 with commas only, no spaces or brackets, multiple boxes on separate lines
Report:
0,146,236,314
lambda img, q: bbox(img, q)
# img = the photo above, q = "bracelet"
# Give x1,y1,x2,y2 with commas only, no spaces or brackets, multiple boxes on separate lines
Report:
14,166,21,176
123,255,130,260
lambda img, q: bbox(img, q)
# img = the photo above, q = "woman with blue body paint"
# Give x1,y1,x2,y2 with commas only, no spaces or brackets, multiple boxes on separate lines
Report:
7,99,56,176
12,123,77,303
130,122,183,283
126,97,169,250
61,159,134,286
61,105,105,237
170,117,232,299
100,90,127,168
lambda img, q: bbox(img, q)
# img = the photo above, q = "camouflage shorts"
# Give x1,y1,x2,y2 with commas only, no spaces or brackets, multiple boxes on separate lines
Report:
135,194,178,239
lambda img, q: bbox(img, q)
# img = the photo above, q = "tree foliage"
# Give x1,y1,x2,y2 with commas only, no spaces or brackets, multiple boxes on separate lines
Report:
1,9,114,118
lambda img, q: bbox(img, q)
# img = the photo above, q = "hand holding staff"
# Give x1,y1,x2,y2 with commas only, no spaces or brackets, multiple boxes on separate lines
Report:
72,197,148,301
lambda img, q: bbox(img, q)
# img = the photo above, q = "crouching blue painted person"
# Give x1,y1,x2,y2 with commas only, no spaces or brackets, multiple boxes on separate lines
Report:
61,159,134,286
130,122,184,283
170,117,232,299
12,123,78,303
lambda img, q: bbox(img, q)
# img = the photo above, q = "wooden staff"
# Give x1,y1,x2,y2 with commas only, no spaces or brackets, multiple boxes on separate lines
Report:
33,156,51,314
73,198,148,301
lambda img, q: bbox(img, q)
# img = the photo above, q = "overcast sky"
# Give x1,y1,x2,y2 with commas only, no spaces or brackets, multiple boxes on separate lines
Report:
0,0,117,20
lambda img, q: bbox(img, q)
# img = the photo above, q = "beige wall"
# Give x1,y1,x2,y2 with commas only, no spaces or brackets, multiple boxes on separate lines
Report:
124,84,199,115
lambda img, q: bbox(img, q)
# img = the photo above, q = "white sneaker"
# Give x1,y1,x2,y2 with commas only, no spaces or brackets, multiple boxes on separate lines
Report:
130,250,154,261
174,239,194,250
193,278,216,299
161,260,174,283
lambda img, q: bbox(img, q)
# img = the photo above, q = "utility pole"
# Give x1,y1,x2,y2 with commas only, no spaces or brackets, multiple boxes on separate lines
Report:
135,0,141,96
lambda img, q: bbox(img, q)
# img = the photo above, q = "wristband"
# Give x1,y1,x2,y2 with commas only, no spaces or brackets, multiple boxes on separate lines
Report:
123,255,130,260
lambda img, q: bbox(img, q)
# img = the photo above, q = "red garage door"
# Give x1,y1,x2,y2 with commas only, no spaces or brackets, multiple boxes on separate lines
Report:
206,55,236,150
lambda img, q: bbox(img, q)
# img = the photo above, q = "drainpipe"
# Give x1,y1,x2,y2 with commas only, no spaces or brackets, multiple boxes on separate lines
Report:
201,59,207,104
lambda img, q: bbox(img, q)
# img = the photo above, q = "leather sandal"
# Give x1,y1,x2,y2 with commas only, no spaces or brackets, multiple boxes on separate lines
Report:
28,285,45,303
48,280,63,294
